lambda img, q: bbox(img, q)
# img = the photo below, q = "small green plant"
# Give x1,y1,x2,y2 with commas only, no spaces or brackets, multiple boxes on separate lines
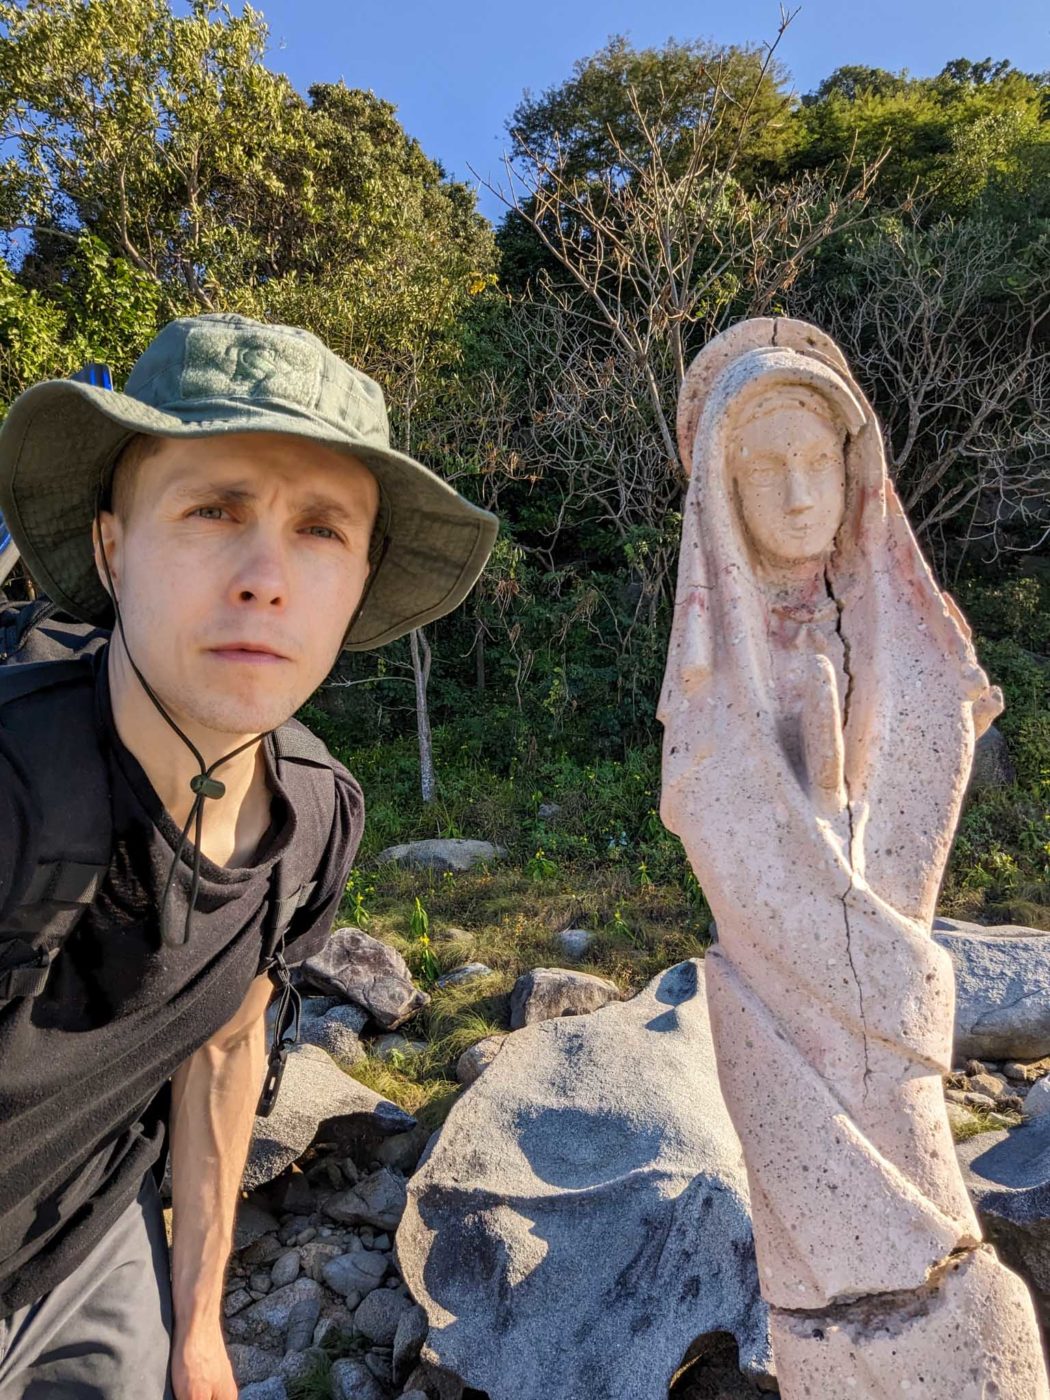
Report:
525,848,558,881
411,896,440,987
345,868,375,927
608,903,636,944
636,859,652,889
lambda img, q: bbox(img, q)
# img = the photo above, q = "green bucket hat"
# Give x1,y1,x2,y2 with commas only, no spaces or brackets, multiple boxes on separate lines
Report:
0,312,498,650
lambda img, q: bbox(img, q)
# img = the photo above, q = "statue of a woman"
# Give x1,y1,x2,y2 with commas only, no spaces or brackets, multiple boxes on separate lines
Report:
659,318,1048,1395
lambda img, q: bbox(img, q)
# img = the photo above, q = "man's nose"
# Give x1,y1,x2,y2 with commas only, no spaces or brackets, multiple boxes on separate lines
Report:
228,524,290,608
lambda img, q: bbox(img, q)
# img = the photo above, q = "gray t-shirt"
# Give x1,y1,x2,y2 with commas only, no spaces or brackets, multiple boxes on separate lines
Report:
0,654,364,1314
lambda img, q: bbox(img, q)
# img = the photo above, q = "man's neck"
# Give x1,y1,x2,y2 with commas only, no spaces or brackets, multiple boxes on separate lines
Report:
106,643,273,866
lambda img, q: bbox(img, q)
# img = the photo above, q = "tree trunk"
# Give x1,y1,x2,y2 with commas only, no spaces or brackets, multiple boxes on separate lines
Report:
410,627,437,804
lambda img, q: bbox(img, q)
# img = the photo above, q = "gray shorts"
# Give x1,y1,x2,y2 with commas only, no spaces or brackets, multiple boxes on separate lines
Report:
0,1175,173,1400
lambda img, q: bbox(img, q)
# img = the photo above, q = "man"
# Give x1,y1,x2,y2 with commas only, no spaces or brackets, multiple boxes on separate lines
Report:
0,312,498,1399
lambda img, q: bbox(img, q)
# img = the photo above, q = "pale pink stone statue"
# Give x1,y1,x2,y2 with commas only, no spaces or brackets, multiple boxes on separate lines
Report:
659,317,1049,1396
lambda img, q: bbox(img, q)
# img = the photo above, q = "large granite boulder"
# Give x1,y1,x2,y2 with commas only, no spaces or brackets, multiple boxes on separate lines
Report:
299,928,428,1029
956,1113,1050,1320
396,960,771,1400
509,966,622,1029
244,1044,416,1191
375,839,505,872
934,918,1050,1061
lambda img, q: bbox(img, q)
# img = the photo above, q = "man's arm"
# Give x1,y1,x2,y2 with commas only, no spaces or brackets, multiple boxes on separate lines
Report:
168,971,274,1400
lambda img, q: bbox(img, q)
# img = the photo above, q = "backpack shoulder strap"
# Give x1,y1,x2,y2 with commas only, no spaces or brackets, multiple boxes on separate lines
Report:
0,657,112,998
264,719,338,951
257,717,339,1117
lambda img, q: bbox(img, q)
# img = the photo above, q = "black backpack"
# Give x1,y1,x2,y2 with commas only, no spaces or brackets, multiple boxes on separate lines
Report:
0,597,337,1114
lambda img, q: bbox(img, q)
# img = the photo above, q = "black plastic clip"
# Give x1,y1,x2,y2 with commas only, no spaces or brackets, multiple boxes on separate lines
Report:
256,948,301,1118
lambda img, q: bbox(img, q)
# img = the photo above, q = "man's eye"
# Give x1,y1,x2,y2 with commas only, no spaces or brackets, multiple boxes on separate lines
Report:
192,506,226,520
305,525,340,540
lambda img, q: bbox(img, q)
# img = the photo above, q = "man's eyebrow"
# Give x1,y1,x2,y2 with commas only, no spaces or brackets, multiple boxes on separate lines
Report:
168,480,364,525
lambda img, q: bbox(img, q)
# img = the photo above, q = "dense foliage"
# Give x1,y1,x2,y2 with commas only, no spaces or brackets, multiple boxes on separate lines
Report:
2,3,1048,922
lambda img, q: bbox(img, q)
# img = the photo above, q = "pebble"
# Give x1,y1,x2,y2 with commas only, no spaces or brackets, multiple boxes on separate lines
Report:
392,1303,429,1382
270,1250,301,1289
321,1248,387,1299
223,1287,253,1317
353,1287,416,1345
239,1380,287,1400
324,1168,407,1231
1025,1075,1050,1117
284,1293,321,1354
967,1071,1008,1100
364,1348,392,1382
249,1270,272,1294
227,1342,282,1385
330,1357,385,1400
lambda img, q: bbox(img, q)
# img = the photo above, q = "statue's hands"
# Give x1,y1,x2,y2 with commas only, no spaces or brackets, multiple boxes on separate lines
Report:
800,653,848,822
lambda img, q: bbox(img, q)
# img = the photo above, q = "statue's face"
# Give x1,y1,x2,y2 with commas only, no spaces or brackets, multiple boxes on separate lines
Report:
730,387,846,566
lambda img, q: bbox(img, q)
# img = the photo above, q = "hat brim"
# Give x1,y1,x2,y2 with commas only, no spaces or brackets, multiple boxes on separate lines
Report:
0,379,498,650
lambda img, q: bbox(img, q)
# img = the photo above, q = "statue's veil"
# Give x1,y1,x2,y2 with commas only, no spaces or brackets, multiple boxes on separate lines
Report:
659,318,999,924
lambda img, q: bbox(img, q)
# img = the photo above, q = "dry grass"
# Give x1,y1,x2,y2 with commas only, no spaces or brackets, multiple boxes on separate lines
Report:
337,857,711,1124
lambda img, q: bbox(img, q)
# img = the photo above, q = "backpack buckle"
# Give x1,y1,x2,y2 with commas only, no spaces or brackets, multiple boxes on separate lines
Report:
257,1041,290,1118
0,947,55,1000
256,951,301,1118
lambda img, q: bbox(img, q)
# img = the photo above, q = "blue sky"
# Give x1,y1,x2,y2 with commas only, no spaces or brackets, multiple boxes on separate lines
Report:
252,0,1048,219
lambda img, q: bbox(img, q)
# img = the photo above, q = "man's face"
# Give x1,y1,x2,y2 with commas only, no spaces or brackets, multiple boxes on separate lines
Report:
95,431,379,737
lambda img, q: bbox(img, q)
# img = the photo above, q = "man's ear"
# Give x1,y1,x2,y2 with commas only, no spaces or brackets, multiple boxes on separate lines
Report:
92,509,121,603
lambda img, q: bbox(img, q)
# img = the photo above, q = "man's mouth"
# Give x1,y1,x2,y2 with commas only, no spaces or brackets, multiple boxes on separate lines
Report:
208,643,291,664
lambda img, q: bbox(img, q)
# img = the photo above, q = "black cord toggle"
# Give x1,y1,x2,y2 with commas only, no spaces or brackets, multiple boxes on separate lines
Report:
190,773,226,799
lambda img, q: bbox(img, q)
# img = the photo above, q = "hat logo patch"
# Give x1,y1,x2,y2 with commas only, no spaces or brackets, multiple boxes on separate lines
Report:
180,326,322,407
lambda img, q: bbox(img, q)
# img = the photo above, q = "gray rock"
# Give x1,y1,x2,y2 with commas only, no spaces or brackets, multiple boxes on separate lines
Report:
956,1112,1050,1318
239,1278,323,1335
392,1302,429,1383
244,1043,416,1191
435,962,494,989
934,917,1050,1060
455,1035,505,1086
375,1124,432,1173
278,1347,325,1382
400,1393,429,1400
284,1293,322,1353
363,1348,392,1383
299,1240,344,1282
227,1342,281,1385
330,1357,386,1400
325,1167,407,1231
270,1249,301,1290
300,928,429,1028
537,802,562,820
224,1287,252,1316
372,1032,428,1060
397,959,771,1400
353,1287,416,1344
375,838,505,873
1026,1076,1050,1118
969,723,1015,794
322,1248,387,1298
554,928,595,960
301,1003,369,1063
234,1199,280,1251
509,966,622,1029
239,1380,287,1400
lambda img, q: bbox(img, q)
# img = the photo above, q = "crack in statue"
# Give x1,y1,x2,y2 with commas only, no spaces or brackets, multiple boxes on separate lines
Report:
658,318,1049,1396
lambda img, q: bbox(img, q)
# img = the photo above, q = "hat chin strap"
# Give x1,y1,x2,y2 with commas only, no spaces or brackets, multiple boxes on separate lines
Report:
94,502,270,948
